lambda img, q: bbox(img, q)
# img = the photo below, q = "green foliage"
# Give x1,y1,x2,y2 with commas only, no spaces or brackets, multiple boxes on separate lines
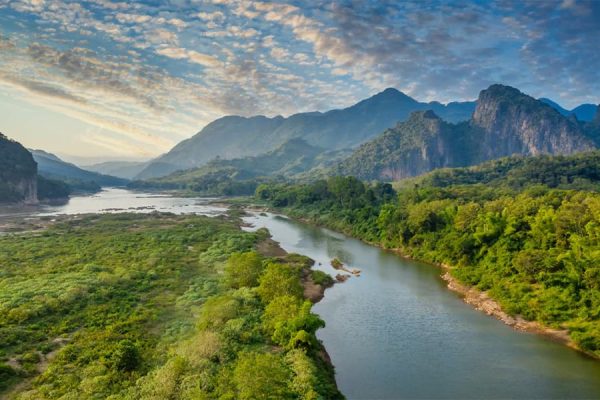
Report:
259,154,600,358
0,363,18,391
110,339,141,372
0,212,342,398
257,263,304,304
223,251,264,288
407,151,600,192
311,270,334,287
231,352,293,400
37,175,71,200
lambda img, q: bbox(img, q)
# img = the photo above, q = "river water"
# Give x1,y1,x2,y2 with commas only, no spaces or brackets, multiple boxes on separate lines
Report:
3,188,600,399
243,212,600,400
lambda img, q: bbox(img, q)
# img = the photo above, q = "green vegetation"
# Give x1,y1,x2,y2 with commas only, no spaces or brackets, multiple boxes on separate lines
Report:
404,151,600,191
257,154,600,358
0,213,341,399
128,139,348,196
36,176,71,200
31,149,128,189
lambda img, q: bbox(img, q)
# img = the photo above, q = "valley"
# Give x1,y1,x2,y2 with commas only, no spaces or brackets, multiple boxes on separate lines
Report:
1,82,600,399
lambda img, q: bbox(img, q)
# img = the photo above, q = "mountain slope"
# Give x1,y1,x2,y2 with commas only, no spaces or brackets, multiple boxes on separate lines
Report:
472,84,594,158
130,138,345,195
0,133,38,203
32,150,128,187
136,89,476,179
336,85,595,181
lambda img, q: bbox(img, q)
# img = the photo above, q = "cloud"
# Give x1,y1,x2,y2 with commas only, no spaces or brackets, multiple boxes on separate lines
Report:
1,0,598,160
156,47,221,67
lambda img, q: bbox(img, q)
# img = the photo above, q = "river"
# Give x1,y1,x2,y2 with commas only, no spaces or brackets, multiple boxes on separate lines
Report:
243,212,600,399
3,188,600,399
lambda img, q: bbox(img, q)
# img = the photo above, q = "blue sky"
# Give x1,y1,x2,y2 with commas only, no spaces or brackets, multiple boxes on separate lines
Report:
0,0,598,162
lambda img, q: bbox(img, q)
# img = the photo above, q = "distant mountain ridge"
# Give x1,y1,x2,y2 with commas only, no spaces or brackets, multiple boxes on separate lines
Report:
135,88,476,179
31,149,128,187
540,98,599,122
85,160,149,180
130,138,349,195
335,84,596,181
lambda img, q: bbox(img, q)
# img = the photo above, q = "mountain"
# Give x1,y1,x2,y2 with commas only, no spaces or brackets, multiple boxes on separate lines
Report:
84,161,149,180
539,98,598,121
0,133,38,203
130,138,347,195
472,84,593,158
0,134,71,204
334,111,476,180
31,150,128,187
135,89,476,179
571,104,598,121
335,84,595,181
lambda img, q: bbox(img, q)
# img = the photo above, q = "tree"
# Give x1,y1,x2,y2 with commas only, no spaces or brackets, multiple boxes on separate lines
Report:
257,263,303,304
232,352,293,400
224,251,264,288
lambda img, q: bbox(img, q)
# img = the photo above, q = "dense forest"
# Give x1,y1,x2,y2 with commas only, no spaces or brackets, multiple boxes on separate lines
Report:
256,151,600,358
0,213,341,399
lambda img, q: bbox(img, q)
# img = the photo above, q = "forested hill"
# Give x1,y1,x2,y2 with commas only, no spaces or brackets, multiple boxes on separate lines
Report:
0,133,38,203
129,138,349,196
405,151,600,191
31,150,128,188
136,88,475,179
0,134,72,203
335,85,596,181
256,150,600,359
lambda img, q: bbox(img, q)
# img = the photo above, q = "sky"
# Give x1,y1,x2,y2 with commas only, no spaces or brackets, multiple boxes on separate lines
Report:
0,0,599,163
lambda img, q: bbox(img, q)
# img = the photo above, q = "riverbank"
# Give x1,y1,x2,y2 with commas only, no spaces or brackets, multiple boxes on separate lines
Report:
242,204,600,362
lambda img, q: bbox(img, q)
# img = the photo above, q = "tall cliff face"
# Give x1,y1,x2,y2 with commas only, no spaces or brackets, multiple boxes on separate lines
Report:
0,133,38,204
335,85,597,181
334,111,477,180
471,85,595,159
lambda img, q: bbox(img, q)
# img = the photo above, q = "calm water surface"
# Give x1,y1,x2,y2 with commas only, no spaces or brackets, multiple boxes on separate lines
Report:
0,187,226,218
243,212,600,400
3,189,600,399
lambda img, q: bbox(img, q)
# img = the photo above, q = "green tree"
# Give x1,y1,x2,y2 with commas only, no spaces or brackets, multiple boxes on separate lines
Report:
257,263,303,303
224,251,264,288
232,352,293,400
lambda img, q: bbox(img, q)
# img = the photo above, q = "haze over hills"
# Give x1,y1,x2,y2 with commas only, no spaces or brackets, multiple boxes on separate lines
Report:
31,150,128,188
335,85,597,181
84,161,149,180
135,88,477,179
130,138,349,195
